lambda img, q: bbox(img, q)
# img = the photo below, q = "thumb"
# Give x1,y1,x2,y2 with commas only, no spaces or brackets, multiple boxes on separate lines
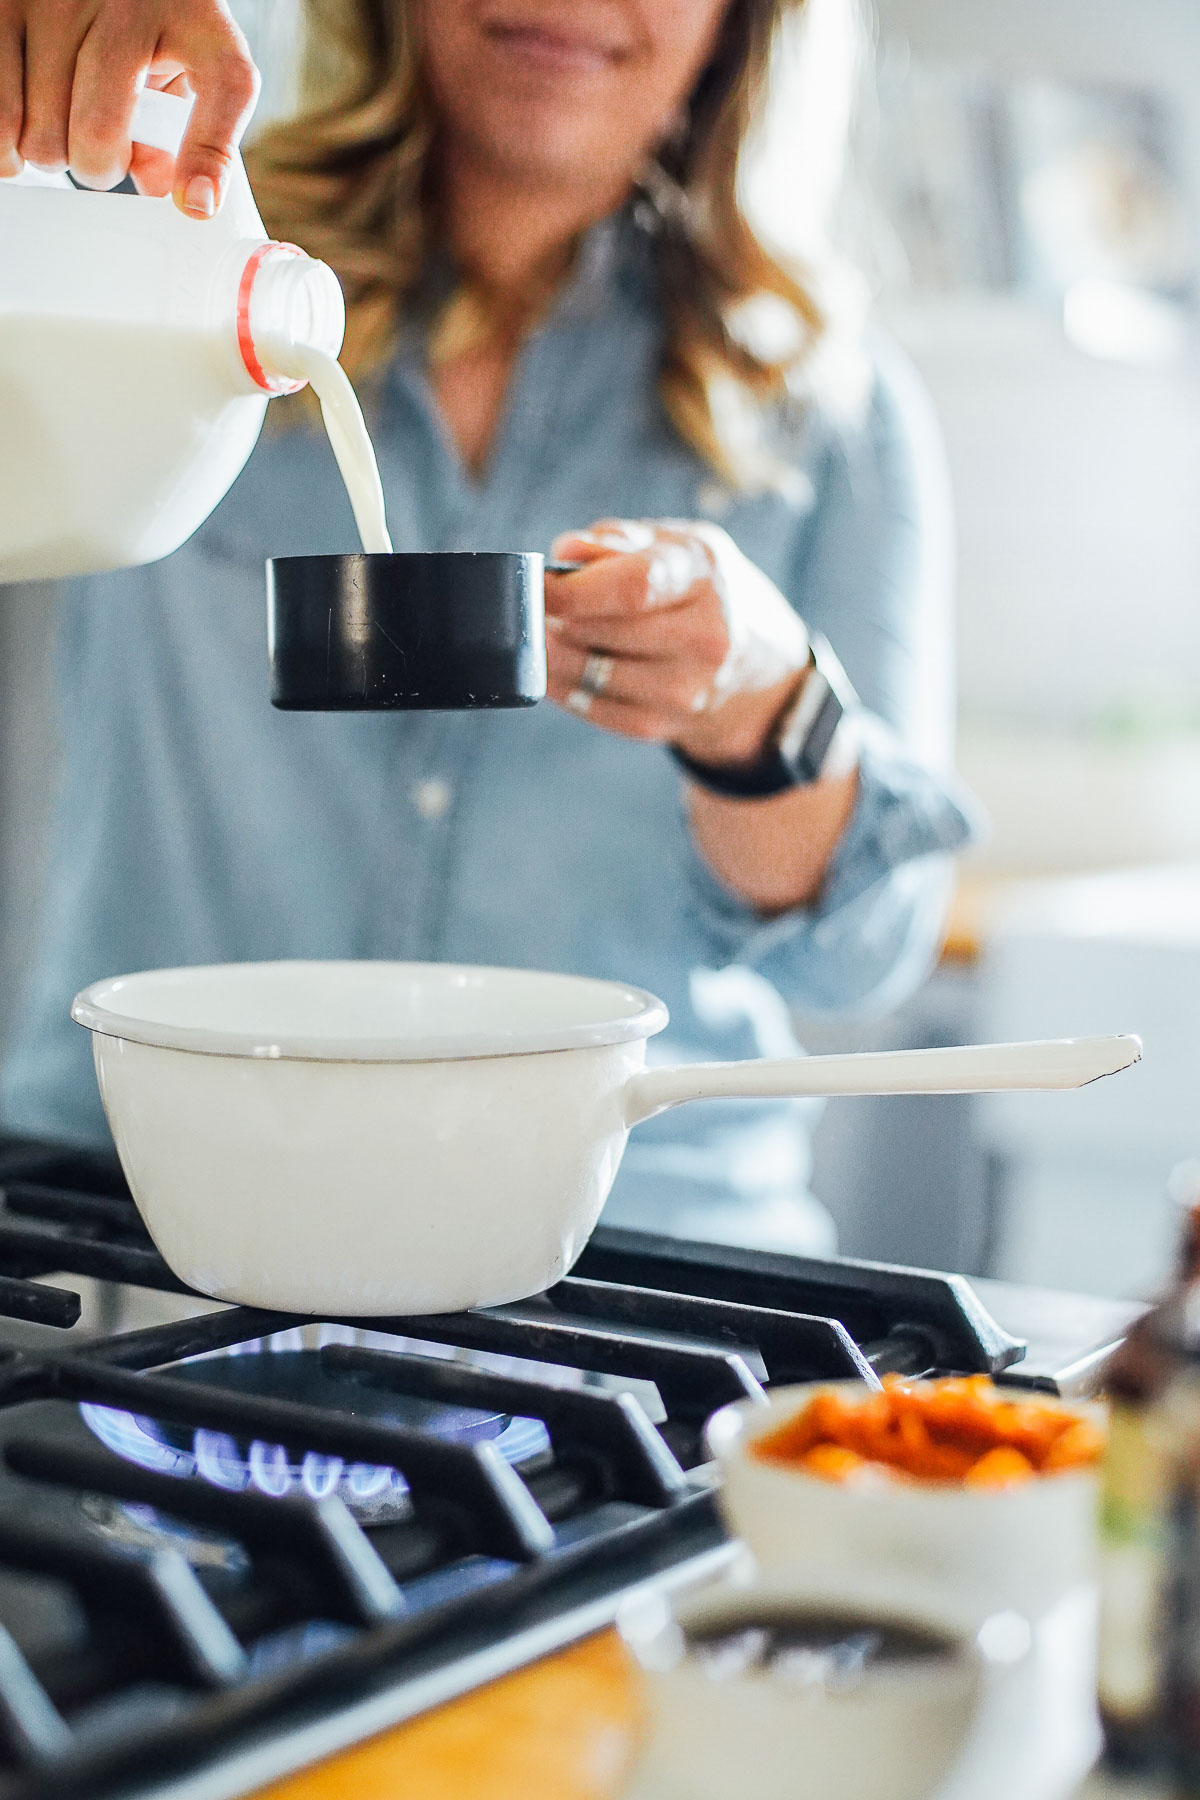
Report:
551,528,633,564
170,28,260,218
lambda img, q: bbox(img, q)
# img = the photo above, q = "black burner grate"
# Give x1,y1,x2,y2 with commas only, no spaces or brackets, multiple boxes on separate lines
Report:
0,1133,1026,1800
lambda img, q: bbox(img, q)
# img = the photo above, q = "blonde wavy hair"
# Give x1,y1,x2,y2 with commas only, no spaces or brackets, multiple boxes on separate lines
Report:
247,0,856,487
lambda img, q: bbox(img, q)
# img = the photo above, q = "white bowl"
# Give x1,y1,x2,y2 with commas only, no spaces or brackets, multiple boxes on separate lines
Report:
618,1582,991,1800
705,1383,1101,1633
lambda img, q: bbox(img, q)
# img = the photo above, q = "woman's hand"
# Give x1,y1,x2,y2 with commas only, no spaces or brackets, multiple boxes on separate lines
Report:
0,0,258,216
545,519,812,770
546,518,859,915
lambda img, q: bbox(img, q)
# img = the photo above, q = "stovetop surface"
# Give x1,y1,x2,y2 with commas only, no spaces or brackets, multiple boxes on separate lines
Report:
0,1133,1132,1800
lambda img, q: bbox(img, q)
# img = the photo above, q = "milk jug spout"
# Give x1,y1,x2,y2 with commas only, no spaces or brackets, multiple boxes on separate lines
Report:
0,89,346,583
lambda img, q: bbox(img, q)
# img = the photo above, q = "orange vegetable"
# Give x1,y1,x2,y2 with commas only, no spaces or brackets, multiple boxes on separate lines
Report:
750,1376,1104,1489
799,1443,872,1484
963,1447,1035,1488
1041,1417,1107,1471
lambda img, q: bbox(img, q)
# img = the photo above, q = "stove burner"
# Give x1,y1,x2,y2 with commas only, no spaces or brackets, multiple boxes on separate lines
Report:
79,1405,419,1524
79,1326,552,1523
0,1134,1035,1800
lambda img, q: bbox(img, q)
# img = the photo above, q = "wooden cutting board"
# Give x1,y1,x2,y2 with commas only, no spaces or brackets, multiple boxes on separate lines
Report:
251,1629,643,1800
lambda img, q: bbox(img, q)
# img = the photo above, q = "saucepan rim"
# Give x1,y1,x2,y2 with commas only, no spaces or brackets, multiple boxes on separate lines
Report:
71,959,670,1064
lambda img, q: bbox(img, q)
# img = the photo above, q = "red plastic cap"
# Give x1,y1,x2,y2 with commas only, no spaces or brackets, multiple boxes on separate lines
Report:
237,243,309,395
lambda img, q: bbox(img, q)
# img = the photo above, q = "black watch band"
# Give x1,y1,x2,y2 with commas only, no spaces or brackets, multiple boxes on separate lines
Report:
668,633,855,799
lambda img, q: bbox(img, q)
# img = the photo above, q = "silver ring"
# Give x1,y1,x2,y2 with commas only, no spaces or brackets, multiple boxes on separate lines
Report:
580,652,615,698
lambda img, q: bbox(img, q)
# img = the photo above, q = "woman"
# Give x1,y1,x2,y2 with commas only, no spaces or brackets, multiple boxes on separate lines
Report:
0,0,976,1253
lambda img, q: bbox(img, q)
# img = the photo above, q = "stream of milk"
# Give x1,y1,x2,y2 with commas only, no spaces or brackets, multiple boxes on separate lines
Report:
286,346,394,555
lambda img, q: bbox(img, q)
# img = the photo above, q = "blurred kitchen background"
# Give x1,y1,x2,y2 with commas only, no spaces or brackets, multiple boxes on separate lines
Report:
2,0,1198,1300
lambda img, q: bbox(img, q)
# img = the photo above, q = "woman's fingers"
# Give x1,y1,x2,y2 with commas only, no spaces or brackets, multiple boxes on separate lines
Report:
547,517,814,766
18,5,82,171
544,520,732,742
69,19,156,190
170,8,258,217
0,18,23,176
128,137,175,196
546,594,730,665
552,521,658,561
548,520,717,632
4,1,257,207
545,544,710,626
546,554,686,623
548,638,711,720
545,664,676,743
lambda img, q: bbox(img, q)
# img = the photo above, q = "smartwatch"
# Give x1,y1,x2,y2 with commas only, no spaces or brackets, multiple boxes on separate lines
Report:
669,633,857,799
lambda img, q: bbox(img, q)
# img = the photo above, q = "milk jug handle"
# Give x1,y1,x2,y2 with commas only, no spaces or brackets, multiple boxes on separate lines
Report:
128,86,263,235
130,88,192,155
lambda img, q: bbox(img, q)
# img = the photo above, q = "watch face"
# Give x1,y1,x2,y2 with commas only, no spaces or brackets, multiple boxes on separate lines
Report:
795,683,845,783
779,634,855,785
779,665,830,763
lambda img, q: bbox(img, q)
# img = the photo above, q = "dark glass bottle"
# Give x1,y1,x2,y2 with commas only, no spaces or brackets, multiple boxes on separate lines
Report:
1098,1200,1200,1772
1165,1355,1200,1799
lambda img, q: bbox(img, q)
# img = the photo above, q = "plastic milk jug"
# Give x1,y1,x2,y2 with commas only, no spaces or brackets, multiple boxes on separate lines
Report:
0,89,347,582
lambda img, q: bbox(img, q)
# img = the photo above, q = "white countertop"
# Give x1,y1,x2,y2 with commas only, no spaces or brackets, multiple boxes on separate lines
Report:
974,1276,1144,1396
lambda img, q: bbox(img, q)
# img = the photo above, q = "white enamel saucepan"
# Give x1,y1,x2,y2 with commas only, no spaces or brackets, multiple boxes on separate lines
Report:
71,961,1141,1316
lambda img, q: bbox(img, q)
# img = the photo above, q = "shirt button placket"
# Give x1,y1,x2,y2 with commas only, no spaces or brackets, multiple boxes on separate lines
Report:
408,720,475,962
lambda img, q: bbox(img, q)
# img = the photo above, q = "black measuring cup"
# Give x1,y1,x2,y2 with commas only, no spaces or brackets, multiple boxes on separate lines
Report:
267,551,580,711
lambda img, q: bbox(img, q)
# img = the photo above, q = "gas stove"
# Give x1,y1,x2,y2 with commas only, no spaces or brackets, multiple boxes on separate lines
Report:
0,1133,1138,1800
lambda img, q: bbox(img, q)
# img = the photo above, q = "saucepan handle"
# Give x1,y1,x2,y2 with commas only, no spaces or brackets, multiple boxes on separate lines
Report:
622,1034,1142,1127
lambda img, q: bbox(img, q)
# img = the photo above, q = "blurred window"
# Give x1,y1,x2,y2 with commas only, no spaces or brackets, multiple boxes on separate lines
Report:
870,58,1195,363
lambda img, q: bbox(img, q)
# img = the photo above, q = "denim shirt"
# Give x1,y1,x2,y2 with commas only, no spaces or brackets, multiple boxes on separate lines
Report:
0,216,978,1254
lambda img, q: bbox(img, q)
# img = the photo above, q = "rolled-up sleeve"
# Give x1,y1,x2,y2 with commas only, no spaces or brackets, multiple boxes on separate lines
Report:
681,337,984,1016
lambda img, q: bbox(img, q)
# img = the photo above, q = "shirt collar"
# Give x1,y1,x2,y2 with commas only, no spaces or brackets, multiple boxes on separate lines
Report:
551,205,657,324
